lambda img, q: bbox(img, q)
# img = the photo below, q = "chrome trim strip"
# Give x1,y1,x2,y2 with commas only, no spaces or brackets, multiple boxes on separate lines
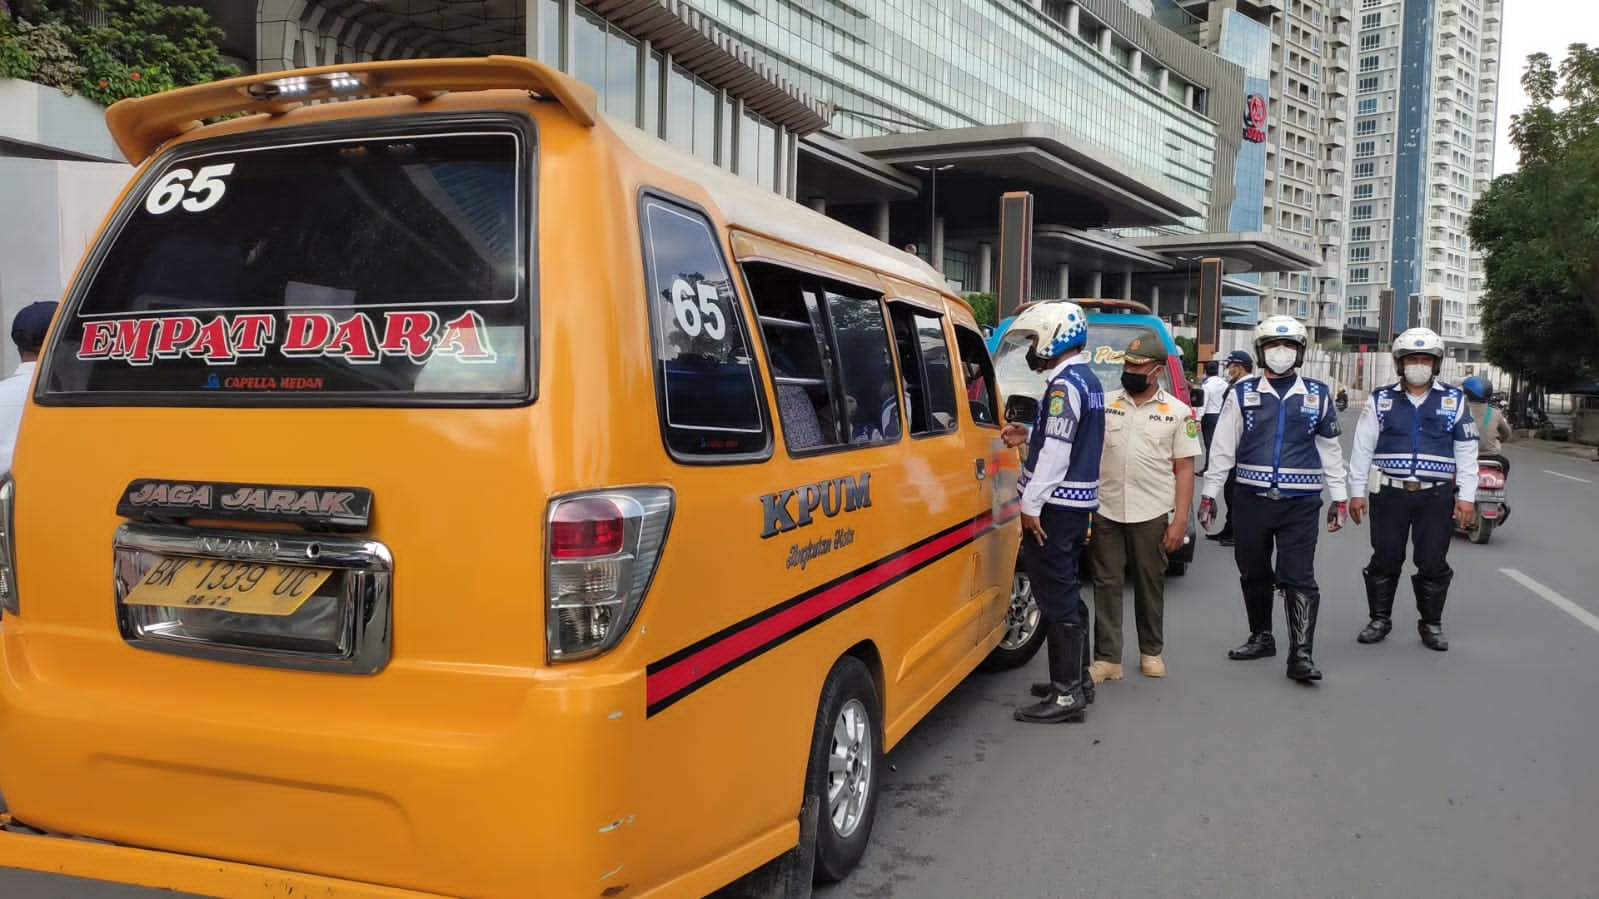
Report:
113,523,393,675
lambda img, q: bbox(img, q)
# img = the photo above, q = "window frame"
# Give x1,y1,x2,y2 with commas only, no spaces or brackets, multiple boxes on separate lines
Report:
952,323,1000,430
741,260,904,459
637,188,773,465
887,301,961,441
36,110,540,410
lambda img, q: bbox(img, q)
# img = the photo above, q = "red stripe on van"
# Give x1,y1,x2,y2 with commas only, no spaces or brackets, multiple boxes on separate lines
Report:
645,499,1019,715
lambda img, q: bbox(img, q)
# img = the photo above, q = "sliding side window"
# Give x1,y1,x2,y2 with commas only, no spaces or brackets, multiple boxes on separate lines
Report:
742,262,900,455
888,304,959,437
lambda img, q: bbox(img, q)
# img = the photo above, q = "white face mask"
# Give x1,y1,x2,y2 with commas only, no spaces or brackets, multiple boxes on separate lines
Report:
1404,363,1434,387
1263,346,1297,375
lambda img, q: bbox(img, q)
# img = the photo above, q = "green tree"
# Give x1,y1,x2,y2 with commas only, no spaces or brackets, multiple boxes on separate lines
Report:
962,292,997,327
1469,44,1599,386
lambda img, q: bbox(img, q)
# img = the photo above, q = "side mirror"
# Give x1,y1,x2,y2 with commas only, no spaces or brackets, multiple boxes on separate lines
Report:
1004,395,1038,424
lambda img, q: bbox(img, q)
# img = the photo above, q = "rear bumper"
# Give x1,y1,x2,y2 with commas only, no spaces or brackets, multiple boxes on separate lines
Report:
0,819,451,898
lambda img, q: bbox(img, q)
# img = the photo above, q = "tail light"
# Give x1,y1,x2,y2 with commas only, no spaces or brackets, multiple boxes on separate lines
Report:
545,487,673,662
0,477,16,615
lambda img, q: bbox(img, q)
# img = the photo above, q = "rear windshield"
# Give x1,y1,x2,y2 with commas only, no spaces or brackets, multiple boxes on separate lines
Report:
42,122,531,404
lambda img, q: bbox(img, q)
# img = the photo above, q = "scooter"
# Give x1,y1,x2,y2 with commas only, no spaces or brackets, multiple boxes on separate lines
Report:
1457,459,1510,544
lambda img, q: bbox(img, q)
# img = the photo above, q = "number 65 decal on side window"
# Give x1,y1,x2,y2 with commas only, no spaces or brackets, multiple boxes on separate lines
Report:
144,163,236,215
670,277,727,340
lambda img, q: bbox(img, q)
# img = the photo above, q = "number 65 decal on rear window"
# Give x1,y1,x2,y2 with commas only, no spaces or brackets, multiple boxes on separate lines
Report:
144,163,236,215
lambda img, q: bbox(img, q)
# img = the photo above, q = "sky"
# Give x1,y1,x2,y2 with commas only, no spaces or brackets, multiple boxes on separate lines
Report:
1491,0,1599,175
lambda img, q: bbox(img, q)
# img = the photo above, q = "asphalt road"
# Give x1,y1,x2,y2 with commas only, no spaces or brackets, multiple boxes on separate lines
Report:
5,429,1598,898
815,434,1599,899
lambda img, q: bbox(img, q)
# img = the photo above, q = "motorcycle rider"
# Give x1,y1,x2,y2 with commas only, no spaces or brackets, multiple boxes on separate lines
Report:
1463,375,1512,475
998,302,1105,723
1347,328,1479,651
1200,316,1348,682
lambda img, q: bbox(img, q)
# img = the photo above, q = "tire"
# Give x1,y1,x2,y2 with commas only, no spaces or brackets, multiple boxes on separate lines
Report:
807,656,883,884
981,565,1046,671
1469,518,1494,545
1165,561,1188,577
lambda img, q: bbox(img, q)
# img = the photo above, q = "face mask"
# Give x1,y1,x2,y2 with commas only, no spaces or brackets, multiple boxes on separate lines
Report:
1025,345,1048,372
1263,346,1297,375
1404,363,1434,387
1120,371,1152,394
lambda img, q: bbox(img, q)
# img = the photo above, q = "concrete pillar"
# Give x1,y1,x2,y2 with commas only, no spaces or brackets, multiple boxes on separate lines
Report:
1089,270,1103,297
1184,84,1196,108
1158,68,1170,93
1121,270,1133,300
1066,2,1080,33
931,216,946,275
808,197,827,214
873,201,890,243
1057,263,1071,298
1098,29,1113,56
1149,285,1161,317
1130,49,1143,78
256,0,309,73
978,242,994,293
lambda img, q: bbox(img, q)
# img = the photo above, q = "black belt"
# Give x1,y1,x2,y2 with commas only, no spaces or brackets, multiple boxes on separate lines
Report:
1379,476,1445,492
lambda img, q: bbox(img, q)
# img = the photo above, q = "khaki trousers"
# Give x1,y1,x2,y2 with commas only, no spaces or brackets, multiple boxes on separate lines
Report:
1089,515,1168,660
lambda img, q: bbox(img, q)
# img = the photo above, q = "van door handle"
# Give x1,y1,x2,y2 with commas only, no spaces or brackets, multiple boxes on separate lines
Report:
974,458,987,480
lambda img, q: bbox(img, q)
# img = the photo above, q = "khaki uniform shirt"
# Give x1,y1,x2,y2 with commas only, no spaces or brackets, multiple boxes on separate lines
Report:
1099,387,1202,524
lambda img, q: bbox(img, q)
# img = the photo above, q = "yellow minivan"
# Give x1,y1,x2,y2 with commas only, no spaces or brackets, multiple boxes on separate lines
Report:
0,57,1026,898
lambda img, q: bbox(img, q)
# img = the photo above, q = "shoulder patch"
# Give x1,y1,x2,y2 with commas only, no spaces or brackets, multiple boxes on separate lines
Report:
1048,396,1065,416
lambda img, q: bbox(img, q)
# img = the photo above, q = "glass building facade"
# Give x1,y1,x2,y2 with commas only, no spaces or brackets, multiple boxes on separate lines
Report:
535,0,796,194
684,0,1217,211
1217,9,1273,324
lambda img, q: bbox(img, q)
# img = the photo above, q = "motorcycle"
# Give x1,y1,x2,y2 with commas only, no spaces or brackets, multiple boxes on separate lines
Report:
1335,389,1349,412
1456,458,1510,544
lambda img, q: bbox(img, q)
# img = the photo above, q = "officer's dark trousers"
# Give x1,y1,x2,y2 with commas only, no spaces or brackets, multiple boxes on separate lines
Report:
1201,413,1218,474
1233,491,1320,629
1367,484,1453,581
1022,506,1091,627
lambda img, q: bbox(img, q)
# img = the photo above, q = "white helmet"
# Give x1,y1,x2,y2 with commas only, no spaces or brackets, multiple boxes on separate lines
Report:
1252,315,1308,369
1008,301,1088,360
1392,327,1444,366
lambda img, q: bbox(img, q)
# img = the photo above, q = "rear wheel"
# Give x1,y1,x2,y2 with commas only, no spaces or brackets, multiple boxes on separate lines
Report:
807,656,883,883
1469,518,1494,544
981,566,1045,671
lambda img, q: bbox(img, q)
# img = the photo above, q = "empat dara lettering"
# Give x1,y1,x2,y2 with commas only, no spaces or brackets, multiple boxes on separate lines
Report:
77,309,497,365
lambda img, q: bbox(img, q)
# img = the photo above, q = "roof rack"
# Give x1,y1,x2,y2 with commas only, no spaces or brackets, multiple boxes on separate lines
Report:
104,55,598,165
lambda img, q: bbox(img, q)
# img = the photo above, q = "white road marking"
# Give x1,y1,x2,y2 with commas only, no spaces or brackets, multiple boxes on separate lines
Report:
1543,469,1592,484
1502,569,1599,635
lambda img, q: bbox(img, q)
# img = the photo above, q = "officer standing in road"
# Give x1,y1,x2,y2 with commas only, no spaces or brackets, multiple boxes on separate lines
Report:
999,302,1105,723
1199,360,1229,466
1204,349,1255,546
1346,328,1479,651
1200,316,1349,682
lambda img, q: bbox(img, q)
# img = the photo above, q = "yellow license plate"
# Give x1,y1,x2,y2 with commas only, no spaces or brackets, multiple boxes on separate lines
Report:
123,556,335,616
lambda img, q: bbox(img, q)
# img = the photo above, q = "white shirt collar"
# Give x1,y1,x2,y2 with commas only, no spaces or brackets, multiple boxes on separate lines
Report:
10,361,35,379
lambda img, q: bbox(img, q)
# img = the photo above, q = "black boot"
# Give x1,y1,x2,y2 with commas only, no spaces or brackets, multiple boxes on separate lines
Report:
1357,567,1397,644
1030,621,1098,702
1015,622,1088,723
1080,623,1095,705
1284,588,1323,681
1228,581,1277,660
1414,574,1450,651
